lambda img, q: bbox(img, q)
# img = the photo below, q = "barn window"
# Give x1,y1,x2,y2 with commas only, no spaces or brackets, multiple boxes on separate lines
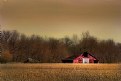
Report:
78,59,82,63
83,58,89,63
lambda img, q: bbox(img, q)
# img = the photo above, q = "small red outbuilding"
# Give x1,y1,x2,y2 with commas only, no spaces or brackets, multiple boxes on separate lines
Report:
62,52,99,63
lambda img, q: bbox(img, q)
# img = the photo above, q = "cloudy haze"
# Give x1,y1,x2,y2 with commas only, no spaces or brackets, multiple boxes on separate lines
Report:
0,0,121,42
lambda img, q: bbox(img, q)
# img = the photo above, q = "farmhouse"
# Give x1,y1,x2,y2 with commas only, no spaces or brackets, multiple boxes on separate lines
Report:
62,52,99,63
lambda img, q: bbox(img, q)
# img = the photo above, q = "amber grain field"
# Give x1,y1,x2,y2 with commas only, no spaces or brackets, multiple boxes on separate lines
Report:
0,63,121,81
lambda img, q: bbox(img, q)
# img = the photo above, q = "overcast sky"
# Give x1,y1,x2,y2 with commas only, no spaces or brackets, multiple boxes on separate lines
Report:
0,0,121,42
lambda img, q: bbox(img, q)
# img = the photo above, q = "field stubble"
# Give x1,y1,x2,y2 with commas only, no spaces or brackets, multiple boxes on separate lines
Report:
0,63,121,81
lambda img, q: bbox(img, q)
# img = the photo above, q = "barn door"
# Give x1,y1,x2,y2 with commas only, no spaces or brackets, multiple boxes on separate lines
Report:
83,58,89,63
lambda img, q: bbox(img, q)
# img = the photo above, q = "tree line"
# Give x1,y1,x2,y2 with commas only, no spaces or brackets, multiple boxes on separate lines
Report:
0,30,121,63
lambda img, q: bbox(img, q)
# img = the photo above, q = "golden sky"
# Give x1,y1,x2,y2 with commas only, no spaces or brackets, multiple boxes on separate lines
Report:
0,0,121,42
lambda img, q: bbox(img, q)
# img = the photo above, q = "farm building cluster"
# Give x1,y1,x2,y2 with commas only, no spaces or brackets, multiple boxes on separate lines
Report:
23,52,99,64
62,52,99,63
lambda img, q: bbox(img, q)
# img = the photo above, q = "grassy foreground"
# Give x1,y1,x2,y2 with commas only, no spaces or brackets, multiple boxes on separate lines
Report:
0,63,121,81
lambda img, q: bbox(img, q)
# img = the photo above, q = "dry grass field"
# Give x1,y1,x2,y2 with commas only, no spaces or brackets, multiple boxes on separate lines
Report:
0,63,121,81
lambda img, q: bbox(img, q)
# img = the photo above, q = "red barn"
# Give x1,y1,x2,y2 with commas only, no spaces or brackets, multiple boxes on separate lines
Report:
62,52,99,63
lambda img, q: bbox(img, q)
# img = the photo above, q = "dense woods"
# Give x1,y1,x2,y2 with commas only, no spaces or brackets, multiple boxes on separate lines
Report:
0,30,121,63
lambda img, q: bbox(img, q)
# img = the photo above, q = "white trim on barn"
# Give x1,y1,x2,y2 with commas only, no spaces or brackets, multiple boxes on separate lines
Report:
82,58,89,64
